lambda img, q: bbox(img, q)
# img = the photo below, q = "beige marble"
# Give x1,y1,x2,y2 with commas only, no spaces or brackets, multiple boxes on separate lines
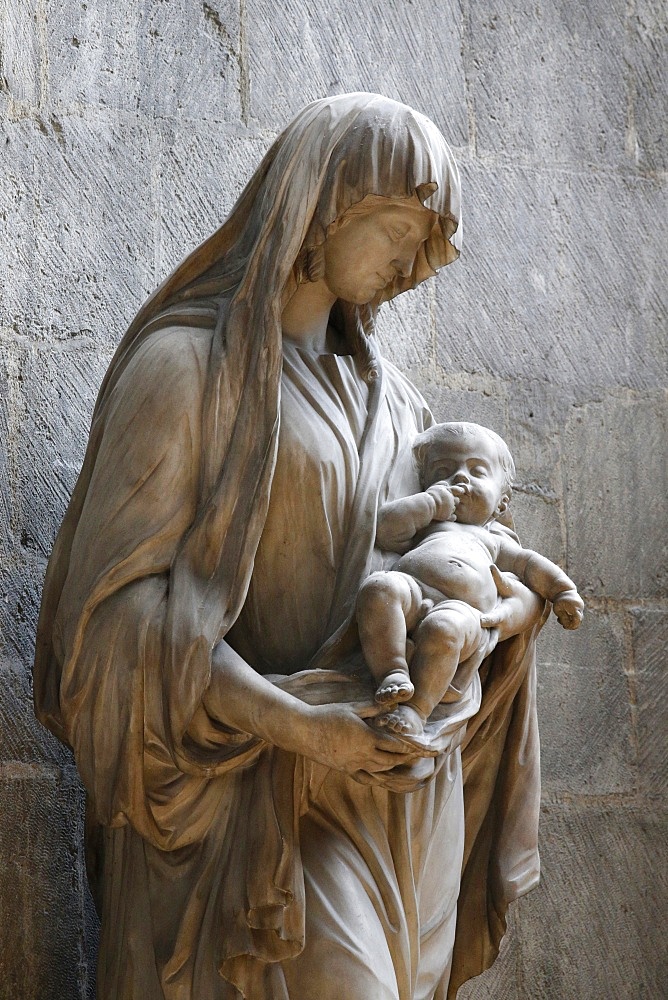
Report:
35,94,550,999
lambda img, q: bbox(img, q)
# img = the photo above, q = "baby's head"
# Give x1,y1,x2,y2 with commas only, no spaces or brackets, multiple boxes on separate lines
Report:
414,422,515,526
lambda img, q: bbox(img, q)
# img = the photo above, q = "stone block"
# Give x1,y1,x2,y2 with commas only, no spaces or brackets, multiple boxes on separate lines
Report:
245,0,468,143
510,491,564,567
1,1,43,108
454,803,668,997
0,655,71,769
504,380,572,493
3,339,108,561
420,376,508,431
564,393,668,600
0,550,45,670
46,0,241,120
513,803,667,999
375,282,433,379
625,0,668,172
0,114,155,344
466,0,628,169
0,346,14,564
434,160,667,392
0,772,87,1000
155,120,271,276
536,609,635,796
457,908,520,999
631,608,668,796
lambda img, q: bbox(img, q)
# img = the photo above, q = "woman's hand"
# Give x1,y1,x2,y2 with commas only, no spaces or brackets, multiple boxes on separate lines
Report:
480,565,544,641
198,640,416,777
296,703,419,776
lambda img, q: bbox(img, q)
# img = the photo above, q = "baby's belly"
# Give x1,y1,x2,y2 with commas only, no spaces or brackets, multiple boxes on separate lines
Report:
397,546,498,613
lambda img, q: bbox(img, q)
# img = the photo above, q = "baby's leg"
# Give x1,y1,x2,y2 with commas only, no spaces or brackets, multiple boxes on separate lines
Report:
379,605,481,736
356,571,423,704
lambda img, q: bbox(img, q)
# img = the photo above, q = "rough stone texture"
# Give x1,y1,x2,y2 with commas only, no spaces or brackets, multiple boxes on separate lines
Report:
0,767,89,1000
465,1,630,169
564,393,667,600
0,1,665,997
463,802,668,1000
536,611,636,797
245,0,469,142
631,608,668,798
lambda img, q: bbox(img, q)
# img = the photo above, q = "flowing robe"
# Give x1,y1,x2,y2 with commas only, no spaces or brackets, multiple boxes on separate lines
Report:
37,324,542,999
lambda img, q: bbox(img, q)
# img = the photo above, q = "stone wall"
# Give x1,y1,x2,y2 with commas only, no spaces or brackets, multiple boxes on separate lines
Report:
1,2,665,997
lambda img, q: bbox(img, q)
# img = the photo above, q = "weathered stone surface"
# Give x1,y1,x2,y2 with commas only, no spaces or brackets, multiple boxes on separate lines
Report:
245,0,468,143
536,609,636,796
631,608,668,796
0,772,89,1000
375,282,433,378
0,114,155,344
513,804,667,999
424,379,508,437
434,159,668,391
0,656,71,769
154,120,270,276
445,804,668,998
509,490,564,568
457,908,520,999
466,0,628,168
625,0,668,172
5,0,242,121
564,393,668,600
1,340,107,560
0,550,45,670
0,0,43,108
503,380,573,493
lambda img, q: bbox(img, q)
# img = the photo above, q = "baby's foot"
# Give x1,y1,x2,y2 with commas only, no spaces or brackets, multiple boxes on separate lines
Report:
376,704,425,736
375,670,414,704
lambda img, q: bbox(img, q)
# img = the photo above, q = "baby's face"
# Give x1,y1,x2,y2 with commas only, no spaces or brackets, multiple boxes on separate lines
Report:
426,431,508,526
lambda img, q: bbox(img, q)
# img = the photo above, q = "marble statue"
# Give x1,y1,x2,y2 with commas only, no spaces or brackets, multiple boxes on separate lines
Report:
357,421,583,738
33,93,563,999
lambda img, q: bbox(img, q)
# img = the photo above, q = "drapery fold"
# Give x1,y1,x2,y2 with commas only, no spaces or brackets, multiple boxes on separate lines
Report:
33,94,541,998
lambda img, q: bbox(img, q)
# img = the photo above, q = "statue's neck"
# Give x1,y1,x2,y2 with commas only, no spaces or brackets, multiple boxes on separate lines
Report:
281,279,337,352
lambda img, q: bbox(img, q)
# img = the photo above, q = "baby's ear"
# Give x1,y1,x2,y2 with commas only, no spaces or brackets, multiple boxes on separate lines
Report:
412,437,429,488
495,492,511,517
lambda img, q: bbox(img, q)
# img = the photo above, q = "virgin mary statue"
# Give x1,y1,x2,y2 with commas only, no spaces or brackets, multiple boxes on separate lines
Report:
34,93,544,999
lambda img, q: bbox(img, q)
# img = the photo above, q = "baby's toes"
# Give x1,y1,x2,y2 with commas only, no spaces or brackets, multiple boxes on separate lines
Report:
375,673,414,704
384,706,423,736
393,680,415,703
384,711,408,733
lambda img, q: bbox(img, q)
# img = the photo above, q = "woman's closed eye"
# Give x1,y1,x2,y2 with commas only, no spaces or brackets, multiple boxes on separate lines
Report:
388,224,410,241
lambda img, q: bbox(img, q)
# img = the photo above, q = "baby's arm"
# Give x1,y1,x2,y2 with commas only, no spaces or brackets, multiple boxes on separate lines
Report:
376,483,462,553
495,536,584,629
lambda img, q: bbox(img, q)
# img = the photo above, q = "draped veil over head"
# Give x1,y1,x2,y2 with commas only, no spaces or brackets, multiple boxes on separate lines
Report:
34,93,541,1000
35,92,463,783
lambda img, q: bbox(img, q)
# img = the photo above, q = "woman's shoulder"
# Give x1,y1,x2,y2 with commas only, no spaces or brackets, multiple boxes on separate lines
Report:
122,324,213,384
103,323,214,419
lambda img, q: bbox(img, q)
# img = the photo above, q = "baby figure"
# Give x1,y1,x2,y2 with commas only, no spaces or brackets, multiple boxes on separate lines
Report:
356,421,584,735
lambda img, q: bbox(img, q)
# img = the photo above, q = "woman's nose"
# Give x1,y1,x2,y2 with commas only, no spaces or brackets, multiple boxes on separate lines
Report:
392,250,416,278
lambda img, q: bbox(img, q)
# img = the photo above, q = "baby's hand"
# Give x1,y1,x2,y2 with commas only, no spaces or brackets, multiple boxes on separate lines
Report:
426,482,465,522
552,590,584,630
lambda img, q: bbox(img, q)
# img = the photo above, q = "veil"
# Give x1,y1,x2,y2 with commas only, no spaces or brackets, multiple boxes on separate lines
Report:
34,93,463,769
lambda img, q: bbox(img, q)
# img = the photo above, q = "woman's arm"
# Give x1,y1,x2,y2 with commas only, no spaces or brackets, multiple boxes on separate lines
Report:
198,639,418,775
479,565,545,641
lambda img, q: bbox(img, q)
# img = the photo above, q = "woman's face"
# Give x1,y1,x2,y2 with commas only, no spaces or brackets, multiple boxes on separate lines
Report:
322,195,437,305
